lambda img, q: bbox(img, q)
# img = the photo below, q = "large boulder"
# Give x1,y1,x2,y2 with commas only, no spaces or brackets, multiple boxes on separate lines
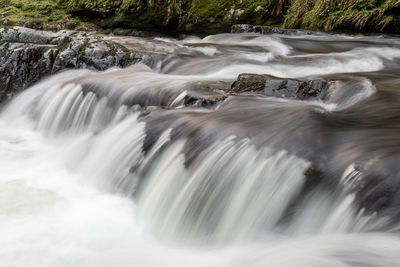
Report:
0,27,143,101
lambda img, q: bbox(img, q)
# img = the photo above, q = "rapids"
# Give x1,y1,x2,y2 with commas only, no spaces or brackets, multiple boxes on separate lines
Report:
1,32,400,267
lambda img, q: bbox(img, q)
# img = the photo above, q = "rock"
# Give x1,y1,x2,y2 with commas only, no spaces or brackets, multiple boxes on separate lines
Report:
339,157,400,226
231,24,320,35
182,93,227,108
0,27,143,101
231,73,335,100
231,73,268,92
0,27,67,44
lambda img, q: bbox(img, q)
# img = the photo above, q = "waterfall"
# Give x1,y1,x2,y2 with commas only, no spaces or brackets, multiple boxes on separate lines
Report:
1,31,400,267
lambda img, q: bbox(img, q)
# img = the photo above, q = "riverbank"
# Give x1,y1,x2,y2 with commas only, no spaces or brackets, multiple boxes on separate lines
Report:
1,0,399,35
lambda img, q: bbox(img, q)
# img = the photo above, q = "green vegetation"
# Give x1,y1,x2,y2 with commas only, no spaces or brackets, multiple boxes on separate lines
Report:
57,0,283,33
0,0,95,30
179,0,281,33
284,0,400,32
0,0,399,33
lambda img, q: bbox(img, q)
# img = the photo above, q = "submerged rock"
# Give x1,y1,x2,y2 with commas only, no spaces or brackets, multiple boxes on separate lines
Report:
231,73,336,100
0,27,143,101
182,93,227,108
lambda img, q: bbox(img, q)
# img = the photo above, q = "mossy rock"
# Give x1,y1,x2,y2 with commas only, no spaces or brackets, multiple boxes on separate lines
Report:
59,0,281,34
231,73,270,93
180,0,280,33
231,73,332,100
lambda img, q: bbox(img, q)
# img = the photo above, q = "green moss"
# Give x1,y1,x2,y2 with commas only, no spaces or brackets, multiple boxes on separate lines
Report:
58,0,282,34
77,37,89,60
231,74,269,93
0,0,96,31
181,0,279,33
62,0,124,18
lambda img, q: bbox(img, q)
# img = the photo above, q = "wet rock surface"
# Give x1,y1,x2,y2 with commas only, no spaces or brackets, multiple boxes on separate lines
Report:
0,27,143,101
231,73,336,100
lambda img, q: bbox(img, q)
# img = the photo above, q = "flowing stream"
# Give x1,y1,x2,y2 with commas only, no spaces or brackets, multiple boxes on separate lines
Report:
2,32,400,267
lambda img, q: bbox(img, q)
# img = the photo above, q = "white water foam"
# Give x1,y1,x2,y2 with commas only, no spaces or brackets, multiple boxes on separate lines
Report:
1,117,400,267
1,31,400,267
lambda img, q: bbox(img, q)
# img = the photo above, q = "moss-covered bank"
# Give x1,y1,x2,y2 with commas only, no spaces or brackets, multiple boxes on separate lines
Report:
1,0,399,34
59,0,283,34
0,0,95,31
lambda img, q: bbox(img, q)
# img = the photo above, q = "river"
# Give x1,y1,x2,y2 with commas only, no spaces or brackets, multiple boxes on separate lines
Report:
1,31,400,267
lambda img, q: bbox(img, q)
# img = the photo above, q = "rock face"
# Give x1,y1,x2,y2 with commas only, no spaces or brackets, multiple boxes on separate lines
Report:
231,73,334,100
0,27,142,101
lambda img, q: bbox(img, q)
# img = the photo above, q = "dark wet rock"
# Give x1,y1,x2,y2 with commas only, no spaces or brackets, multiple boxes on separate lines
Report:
0,27,143,101
183,93,227,108
342,157,400,223
231,73,336,100
176,81,230,108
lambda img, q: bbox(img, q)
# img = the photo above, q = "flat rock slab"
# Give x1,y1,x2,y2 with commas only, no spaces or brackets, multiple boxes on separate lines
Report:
231,73,338,101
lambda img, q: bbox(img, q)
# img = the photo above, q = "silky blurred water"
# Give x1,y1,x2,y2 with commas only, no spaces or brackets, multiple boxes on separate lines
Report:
1,32,400,267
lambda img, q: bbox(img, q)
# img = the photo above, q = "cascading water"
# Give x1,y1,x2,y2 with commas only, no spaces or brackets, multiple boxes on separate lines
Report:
2,32,400,267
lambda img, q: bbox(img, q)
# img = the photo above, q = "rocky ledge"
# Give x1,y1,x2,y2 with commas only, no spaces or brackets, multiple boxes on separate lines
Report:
0,27,143,101
231,73,338,101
